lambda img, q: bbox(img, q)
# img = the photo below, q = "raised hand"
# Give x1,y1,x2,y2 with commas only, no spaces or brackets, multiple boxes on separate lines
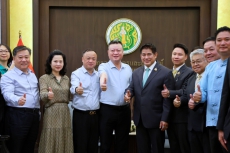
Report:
100,78,107,91
188,94,195,109
173,95,181,107
161,84,170,98
18,94,26,106
76,82,83,95
48,87,54,100
193,85,202,103
124,90,131,103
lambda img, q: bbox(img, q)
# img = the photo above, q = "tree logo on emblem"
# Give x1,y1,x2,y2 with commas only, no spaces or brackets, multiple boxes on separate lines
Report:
106,18,142,55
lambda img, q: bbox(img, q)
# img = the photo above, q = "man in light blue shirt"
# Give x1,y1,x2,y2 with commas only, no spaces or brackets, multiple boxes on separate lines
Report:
0,46,40,153
194,26,230,153
99,40,132,153
70,49,100,153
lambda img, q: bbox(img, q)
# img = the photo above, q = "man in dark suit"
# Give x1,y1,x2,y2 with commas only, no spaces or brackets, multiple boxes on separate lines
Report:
124,43,175,153
179,48,210,153
217,58,230,152
161,43,194,153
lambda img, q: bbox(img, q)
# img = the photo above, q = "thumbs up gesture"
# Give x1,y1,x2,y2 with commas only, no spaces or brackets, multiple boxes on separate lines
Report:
193,85,202,103
18,94,26,106
188,94,196,109
173,95,181,107
100,78,107,91
124,90,131,103
76,82,83,95
48,87,54,100
161,84,170,98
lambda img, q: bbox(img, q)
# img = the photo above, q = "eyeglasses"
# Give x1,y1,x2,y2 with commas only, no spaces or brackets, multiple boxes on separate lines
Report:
0,50,9,54
191,60,203,65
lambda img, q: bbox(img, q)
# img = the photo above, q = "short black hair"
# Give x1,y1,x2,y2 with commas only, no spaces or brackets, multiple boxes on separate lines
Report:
0,44,13,65
203,37,215,45
173,43,188,55
108,39,123,47
12,46,31,56
45,50,67,76
214,26,230,39
140,43,157,54
82,48,96,56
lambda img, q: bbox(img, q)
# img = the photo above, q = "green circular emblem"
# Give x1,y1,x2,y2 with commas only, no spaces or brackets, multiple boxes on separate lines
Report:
106,18,142,55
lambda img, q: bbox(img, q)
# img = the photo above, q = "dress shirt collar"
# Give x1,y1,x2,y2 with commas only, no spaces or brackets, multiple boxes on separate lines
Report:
13,66,32,75
173,63,185,71
49,73,68,80
108,60,125,69
144,61,156,70
81,66,96,75
221,58,228,66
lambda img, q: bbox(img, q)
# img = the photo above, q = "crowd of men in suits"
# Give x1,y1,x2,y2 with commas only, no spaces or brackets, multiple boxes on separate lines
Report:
124,25,230,153
1,25,230,153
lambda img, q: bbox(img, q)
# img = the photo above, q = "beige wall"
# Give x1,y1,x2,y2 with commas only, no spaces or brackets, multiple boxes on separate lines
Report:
218,0,230,28
9,0,33,62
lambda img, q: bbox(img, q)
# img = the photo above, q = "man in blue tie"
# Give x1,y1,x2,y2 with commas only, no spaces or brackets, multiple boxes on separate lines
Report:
125,43,175,153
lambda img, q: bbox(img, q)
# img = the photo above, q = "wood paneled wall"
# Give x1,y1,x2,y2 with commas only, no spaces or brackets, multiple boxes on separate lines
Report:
33,0,217,77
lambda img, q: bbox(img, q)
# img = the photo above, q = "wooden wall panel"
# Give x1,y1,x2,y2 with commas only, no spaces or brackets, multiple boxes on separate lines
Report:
37,0,212,78
49,7,199,77
1,0,9,44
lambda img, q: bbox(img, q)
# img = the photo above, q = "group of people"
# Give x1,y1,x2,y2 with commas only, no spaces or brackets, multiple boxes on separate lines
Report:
0,25,230,153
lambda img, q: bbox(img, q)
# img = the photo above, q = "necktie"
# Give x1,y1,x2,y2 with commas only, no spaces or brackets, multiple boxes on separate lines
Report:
195,74,202,90
143,68,150,86
172,69,177,77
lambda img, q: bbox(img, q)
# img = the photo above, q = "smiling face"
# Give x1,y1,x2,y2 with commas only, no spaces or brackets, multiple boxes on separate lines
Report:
50,55,64,74
0,45,10,62
108,43,124,64
13,50,30,73
216,31,230,59
82,51,97,72
203,40,220,62
171,47,187,68
140,48,157,67
191,54,208,74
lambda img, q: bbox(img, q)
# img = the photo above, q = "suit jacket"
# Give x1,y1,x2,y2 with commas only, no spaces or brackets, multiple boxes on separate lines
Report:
217,57,230,140
169,65,194,123
180,74,206,132
127,62,175,128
